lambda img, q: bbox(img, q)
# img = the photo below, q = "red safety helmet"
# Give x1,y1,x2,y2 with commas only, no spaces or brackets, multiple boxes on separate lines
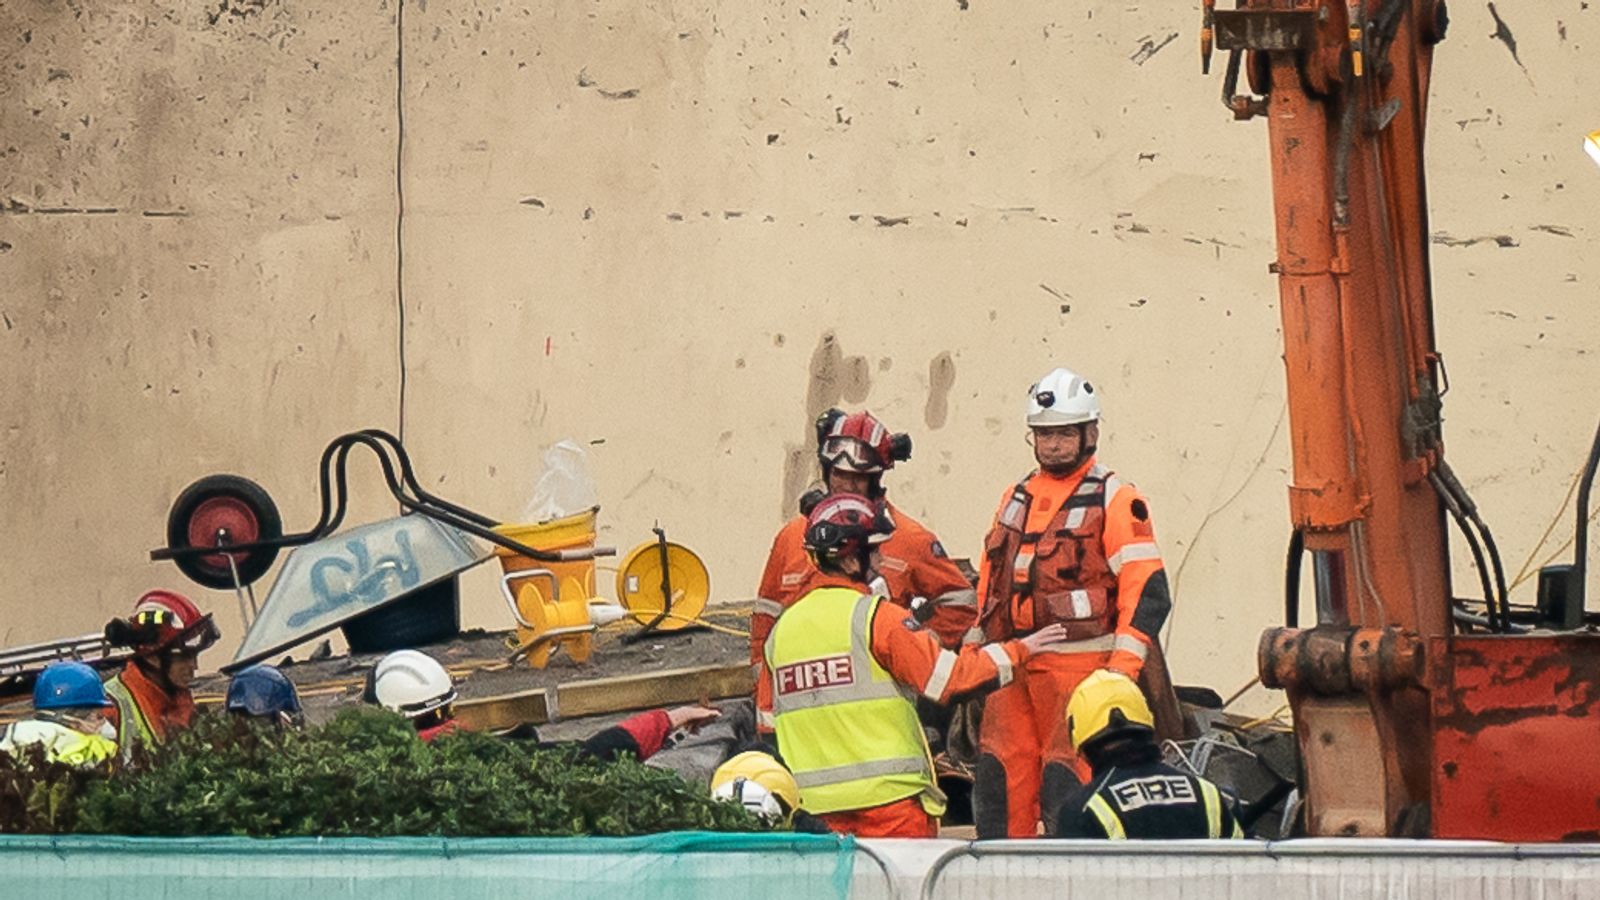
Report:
803,493,895,569
815,409,913,476
106,590,220,657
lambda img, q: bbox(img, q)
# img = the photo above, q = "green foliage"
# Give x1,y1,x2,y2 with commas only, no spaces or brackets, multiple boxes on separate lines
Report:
68,708,767,837
0,743,105,834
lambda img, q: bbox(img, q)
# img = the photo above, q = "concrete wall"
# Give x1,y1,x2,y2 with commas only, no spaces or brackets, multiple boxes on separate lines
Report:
2,0,1596,709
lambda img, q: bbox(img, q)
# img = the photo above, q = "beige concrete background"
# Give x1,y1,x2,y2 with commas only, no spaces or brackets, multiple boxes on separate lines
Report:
2,0,1596,711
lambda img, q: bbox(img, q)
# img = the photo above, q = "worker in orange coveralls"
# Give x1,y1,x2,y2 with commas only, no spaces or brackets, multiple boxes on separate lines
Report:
101,590,221,762
972,367,1172,838
752,409,978,732
765,492,1069,838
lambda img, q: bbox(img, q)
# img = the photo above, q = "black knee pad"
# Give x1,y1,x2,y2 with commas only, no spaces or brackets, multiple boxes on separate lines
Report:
973,753,1009,840
1040,762,1082,836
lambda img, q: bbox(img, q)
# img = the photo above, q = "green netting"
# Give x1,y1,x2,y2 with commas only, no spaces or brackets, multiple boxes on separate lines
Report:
0,831,858,900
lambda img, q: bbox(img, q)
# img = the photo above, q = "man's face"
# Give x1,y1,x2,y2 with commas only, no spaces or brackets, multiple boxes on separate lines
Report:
1032,423,1097,471
826,469,875,497
165,652,200,690
70,707,109,736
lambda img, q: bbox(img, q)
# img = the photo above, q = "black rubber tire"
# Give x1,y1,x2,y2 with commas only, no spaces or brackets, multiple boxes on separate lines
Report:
340,576,462,653
165,474,284,590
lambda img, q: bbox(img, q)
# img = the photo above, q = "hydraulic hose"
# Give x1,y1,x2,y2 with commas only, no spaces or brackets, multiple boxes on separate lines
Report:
1436,460,1510,632
1285,529,1305,628
1431,470,1501,632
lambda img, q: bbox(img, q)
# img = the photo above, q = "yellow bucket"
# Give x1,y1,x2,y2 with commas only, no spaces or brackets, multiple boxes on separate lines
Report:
494,510,598,658
615,539,710,631
493,508,598,601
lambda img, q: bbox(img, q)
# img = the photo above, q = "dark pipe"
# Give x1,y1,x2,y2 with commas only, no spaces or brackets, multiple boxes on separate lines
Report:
1431,471,1500,631
1436,461,1510,632
1285,529,1305,628
1576,418,1600,613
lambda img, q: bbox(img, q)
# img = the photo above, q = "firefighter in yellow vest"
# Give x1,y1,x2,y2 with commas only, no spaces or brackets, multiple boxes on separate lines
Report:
766,493,1069,837
0,662,118,768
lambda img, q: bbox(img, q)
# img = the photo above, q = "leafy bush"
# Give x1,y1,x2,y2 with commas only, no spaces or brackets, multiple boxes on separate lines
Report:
0,743,106,834
68,708,767,837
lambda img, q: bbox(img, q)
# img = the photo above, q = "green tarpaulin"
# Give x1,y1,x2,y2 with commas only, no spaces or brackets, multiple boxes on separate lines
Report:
0,832,857,899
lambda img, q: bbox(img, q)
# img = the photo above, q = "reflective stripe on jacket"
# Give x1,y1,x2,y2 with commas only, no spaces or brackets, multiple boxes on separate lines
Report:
1062,760,1245,840
976,457,1170,677
982,464,1121,640
0,719,117,767
765,586,946,817
104,674,158,762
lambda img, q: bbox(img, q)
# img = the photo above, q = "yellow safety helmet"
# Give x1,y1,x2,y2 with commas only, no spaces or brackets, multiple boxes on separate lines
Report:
1066,669,1155,750
711,751,802,823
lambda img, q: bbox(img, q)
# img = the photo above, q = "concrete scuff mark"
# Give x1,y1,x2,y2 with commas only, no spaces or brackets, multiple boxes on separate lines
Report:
873,215,909,227
1433,232,1519,248
577,67,641,100
1486,3,1528,74
925,351,956,430
1130,33,1179,66
780,332,873,513
207,0,273,27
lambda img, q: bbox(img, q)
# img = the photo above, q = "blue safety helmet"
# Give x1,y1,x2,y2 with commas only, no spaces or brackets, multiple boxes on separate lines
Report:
225,665,303,719
34,661,114,711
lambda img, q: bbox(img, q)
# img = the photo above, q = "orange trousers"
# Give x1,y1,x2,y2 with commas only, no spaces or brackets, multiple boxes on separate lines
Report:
817,796,938,838
974,653,1102,838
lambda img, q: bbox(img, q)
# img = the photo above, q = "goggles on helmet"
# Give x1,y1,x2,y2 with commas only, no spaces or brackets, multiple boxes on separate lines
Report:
819,436,886,474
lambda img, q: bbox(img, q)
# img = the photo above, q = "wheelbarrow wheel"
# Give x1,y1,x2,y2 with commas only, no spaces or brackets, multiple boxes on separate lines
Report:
166,474,283,589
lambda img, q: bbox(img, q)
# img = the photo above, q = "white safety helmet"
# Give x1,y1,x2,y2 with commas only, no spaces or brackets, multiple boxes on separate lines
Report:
1026,367,1101,428
712,776,789,821
371,649,457,718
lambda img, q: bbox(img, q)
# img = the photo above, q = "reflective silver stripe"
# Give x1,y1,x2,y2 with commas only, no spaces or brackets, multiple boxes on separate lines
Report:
1107,541,1161,575
1201,779,1224,838
1063,506,1088,529
935,588,978,609
1070,589,1093,619
1087,793,1127,839
1102,475,1124,505
963,627,986,645
1113,632,1150,661
792,755,930,789
1087,464,1109,480
1013,548,1035,580
771,594,901,714
983,643,1014,686
1031,634,1118,655
922,650,958,701
757,709,776,729
752,597,785,619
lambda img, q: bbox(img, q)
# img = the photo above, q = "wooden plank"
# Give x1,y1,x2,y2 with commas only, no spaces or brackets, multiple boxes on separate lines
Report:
454,688,552,732
554,662,754,720
452,662,754,732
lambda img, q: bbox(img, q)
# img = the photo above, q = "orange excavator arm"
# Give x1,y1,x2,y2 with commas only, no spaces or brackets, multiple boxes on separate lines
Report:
1207,0,1600,840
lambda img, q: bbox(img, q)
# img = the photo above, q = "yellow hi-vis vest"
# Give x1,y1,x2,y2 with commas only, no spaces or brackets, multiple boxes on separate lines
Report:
765,586,947,817
0,719,117,767
104,674,157,763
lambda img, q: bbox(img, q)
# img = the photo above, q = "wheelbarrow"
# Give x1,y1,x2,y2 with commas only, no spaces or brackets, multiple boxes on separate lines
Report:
149,429,617,656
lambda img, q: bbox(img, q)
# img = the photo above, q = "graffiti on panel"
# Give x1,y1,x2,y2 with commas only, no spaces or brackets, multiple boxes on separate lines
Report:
288,530,422,627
